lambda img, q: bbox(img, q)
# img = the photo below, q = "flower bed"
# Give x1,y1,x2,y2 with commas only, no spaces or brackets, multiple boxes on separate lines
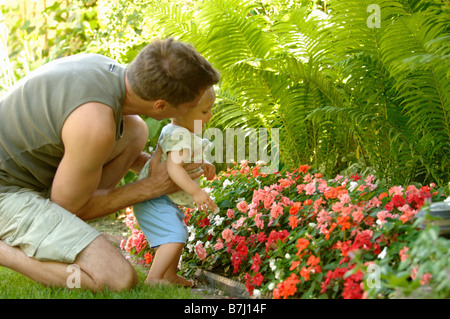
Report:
121,161,450,299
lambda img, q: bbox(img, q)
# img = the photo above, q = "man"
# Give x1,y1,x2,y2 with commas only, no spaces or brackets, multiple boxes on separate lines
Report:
0,38,220,291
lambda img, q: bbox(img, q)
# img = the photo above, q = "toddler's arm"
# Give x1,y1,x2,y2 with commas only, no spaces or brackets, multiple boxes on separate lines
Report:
167,149,217,212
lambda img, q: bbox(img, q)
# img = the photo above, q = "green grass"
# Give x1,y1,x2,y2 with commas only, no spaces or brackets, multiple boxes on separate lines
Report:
0,264,200,299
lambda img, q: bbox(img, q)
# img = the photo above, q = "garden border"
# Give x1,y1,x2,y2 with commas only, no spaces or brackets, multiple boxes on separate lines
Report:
193,269,250,299
192,269,272,299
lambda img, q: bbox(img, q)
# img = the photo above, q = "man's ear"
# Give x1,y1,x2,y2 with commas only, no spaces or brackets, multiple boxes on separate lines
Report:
153,99,168,110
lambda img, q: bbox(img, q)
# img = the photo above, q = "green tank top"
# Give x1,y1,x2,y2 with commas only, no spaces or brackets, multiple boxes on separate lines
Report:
0,54,126,193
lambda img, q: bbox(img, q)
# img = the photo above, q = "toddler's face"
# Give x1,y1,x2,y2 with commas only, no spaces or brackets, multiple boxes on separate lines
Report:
174,88,215,132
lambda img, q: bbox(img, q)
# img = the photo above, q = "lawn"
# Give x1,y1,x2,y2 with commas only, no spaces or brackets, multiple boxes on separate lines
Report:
0,261,201,299
0,217,204,299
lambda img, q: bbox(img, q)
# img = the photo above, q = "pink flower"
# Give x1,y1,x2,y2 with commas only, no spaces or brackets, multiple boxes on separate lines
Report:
232,216,247,229
399,246,409,262
222,229,234,243
318,180,329,193
270,204,284,219
237,201,249,213
195,242,207,260
227,209,235,218
214,239,224,250
305,182,316,195
420,273,433,285
248,208,257,218
389,186,404,196
255,213,264,229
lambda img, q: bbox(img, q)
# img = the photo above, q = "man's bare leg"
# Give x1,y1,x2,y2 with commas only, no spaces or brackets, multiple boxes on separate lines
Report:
144,243,193,287
0,235,137,292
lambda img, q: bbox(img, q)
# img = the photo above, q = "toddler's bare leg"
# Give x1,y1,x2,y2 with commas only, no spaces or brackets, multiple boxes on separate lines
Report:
145,242,193,287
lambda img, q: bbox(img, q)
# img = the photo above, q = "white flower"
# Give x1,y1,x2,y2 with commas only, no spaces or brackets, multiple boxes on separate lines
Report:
268,283,275,291
214,215,225,226
207,228,215,236
275,269,282,279
269,259,276,271
253,289,261,298
349,181,358,192
205,241,211,248
285,253,291,259
188,231,196,242
378,247,387,259
186,243,193,252
222,179,233,188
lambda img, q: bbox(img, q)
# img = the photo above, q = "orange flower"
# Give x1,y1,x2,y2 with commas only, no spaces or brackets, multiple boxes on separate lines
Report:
273,274,301,299
300,266,310,281
379,192,389,200
307,255,320,267
304,199,313,206
279,177,294,188
289,260,301,271
288,215,299,229
144,252,153,264
296,238,310,255
337,215,351,231
289,202,302,215
297,165,310,173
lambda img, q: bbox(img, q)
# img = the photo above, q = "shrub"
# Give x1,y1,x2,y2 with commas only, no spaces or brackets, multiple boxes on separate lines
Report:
122,161,449,298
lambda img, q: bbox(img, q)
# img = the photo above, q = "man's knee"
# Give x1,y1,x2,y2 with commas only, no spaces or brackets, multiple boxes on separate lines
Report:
102,260,138,291
75,235,138,291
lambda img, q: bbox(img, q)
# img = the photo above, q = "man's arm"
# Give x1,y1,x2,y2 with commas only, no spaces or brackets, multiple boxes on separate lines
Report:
51,102,204,220
51,102,116,214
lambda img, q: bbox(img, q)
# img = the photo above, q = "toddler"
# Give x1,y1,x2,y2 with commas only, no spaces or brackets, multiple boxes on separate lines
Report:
133,86,217,286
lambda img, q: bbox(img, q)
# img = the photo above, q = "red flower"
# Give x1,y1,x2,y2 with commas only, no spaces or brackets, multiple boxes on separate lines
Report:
257,232,267,243
252,273,264,286
251,253,261,273
391,194,406,208
351,173,362,181
236,242,248,257
197,217,210,227
244,273,254,295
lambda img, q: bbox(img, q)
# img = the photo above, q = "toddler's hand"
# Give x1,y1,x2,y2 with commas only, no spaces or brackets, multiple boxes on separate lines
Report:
192,189,217,213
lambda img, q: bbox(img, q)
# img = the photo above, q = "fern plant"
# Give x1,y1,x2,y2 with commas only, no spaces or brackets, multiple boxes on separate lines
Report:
141,0,449,185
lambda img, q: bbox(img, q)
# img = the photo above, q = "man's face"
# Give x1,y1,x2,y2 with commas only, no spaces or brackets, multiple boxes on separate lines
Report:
149,89,206,121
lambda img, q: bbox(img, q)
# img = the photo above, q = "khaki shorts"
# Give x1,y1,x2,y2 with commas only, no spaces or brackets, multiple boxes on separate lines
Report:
0,187,100,263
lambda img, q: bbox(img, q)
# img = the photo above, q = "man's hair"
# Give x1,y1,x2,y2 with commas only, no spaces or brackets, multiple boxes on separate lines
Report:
127,38,220,106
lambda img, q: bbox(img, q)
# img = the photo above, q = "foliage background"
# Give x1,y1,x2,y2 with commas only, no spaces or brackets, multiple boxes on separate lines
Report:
1,0,449,187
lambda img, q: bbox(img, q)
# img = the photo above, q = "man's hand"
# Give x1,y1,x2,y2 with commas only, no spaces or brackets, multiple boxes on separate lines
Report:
144,146,204,197
202,161,216,180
